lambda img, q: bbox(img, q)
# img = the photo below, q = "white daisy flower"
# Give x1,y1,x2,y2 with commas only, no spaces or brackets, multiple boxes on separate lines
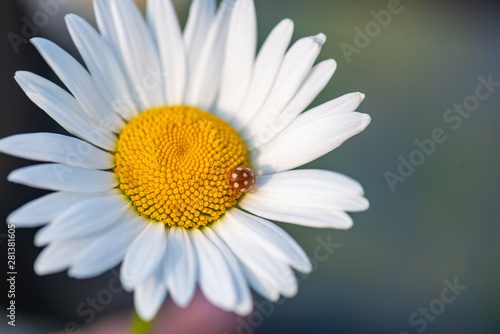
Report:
1,0,371,321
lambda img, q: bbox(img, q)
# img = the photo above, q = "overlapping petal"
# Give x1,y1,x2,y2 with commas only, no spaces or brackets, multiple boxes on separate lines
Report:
252,93,370,174
185,0,236,110
8,163,117,193
96,0,165,110
0,133,114,170
190,229,238,311
134,265,167,321
147,0,187,105
121,221,167,290
214,0,257,120
240,169,368,229
31,38,125,133
14,71,117,150
163,227,197,308
231,18,294,130
34,191,130,246
65,14,139,121
7,191,106,227
243,33,327,138
69,213,147,279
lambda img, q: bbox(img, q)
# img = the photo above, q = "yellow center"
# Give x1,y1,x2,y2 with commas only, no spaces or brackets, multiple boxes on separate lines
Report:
114,106,248,228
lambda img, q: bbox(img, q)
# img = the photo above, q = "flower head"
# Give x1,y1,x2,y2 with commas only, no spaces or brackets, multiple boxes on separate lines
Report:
0,0,370,321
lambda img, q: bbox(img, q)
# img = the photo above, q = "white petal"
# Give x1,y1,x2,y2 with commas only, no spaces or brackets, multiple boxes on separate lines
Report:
69,213,147,279
239,170,368,229
134,266,167,322
93,0,138,96
121,222,167,290
304,91,366,117
232,19,294,130
14,71,117,150
227,209,311,273
163,227,197,308
65,14,139,121
253,110,370,174
214,0,257,120
250,168,366,203
250,59,337,148
243,33,326,137
34,239,90,276
203,227,253,315
7,191,107,227
240,262,280,301
94,0,121,60
246,189,368,213
8,163,117,193
213,215,298,297
0,133,114,169
190,228,237,311
147,0,187,105
240,196,354,229
185,0,235,110
108,0,165,110
34,192,130,246
31,38,125,133
183,0,216,79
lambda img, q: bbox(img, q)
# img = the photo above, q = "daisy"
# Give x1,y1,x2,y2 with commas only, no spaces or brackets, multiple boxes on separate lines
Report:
1,0,370,323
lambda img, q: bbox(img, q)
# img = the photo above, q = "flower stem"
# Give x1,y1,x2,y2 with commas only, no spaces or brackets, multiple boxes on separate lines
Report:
129,310,154,334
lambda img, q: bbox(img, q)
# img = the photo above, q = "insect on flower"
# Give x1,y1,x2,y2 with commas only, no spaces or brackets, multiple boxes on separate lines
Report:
229,167,256,193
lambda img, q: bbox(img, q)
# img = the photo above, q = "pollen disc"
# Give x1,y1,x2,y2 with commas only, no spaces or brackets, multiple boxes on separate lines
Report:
114,106,249,228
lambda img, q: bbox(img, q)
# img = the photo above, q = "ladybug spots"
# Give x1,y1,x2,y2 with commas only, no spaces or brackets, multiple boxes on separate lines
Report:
229,167,255,193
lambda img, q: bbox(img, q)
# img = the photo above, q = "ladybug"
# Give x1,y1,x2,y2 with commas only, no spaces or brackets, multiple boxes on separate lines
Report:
228,167,255,193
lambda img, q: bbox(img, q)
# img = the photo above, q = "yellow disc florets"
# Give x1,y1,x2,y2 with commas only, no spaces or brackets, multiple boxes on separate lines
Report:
114,106,249,228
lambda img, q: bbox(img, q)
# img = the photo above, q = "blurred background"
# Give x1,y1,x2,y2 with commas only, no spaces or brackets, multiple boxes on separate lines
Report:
1,0,499,333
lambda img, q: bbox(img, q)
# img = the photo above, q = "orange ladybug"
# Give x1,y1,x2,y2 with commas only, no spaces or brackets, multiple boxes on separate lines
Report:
228,167,255,193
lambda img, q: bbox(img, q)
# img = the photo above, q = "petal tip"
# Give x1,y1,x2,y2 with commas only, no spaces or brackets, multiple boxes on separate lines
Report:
13,71,33,88
313,33,327,46
324,58,338,72
67,267,78,278
0,139,8,153
30,37,44,46
362,113,372,128
34,235,48,247
7,169,21,183
339,218,354,230
64,13,83,27
14,70,28,79
135,306,157,322
357,197,370,211
34,257,56,276
281,18,294,28
300,259,313,274
235,301,253,316
5,213,16,225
